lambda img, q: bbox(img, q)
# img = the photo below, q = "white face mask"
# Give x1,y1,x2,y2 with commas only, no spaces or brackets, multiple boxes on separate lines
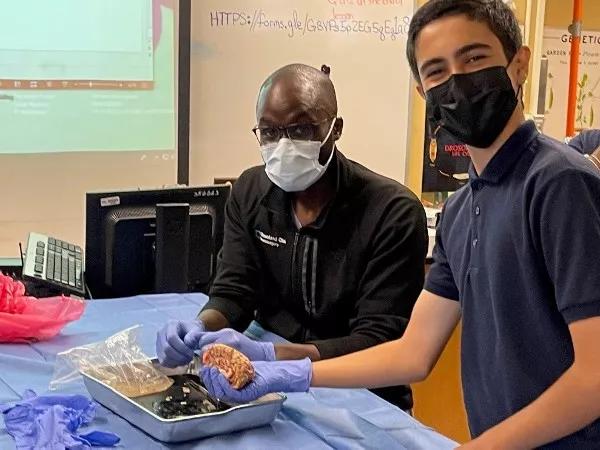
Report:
260,119,336,192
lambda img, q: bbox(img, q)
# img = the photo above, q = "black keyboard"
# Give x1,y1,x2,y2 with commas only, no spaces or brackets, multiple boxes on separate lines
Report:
23,232,85,296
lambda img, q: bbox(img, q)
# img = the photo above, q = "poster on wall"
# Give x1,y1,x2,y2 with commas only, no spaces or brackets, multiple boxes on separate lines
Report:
542,28,600,140
421,112,470,193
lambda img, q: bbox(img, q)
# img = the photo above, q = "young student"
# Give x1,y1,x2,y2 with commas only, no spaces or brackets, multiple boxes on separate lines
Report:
198,1,600,448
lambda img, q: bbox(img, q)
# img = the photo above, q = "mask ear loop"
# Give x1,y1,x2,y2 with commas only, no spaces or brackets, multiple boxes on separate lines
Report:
516,84,524,109
320,118,337,146
319,118,338,168
506,59,525,110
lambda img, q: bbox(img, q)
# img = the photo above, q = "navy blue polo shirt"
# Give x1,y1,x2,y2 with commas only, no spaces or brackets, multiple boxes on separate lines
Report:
425,121,600,448
568,128,600,154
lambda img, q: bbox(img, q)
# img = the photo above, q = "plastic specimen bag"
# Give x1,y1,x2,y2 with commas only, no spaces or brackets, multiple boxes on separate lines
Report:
50,325,173,397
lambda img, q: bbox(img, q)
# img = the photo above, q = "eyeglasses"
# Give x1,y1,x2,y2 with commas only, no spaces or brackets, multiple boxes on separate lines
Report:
252,118,334,145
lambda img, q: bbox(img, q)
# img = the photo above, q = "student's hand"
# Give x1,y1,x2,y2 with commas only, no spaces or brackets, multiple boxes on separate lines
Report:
201,358,312,403
156,320,205,368
191,328,276,361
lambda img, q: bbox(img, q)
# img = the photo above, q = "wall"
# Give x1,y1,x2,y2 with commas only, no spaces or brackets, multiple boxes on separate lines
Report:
0,153,177,257
188,0,416,188
543,0,600,138
545,0,600,30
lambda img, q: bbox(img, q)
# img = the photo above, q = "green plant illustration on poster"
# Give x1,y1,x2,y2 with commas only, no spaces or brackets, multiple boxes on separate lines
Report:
546,71,598,130
576,73,598,129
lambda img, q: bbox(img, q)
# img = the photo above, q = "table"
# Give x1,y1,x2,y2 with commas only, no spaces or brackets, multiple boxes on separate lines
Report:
0,294,457,449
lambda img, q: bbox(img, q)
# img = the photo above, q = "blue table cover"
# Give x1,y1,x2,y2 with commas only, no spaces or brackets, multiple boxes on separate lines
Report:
0,293,457,449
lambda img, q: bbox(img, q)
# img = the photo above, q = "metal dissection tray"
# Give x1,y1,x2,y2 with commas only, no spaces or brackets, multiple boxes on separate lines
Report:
81,359,285,443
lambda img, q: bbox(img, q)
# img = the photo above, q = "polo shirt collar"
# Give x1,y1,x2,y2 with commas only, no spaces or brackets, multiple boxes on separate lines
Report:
468,121,538,186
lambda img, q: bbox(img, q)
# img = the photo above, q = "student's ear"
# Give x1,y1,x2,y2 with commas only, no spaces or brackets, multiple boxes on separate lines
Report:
513,46,531,86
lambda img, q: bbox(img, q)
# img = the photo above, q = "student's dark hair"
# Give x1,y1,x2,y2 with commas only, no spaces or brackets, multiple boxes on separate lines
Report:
406,0,522,82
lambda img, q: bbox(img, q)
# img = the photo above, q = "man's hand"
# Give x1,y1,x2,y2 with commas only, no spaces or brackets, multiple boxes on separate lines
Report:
192,328,276,361
156,320,205,368
201,358,312,403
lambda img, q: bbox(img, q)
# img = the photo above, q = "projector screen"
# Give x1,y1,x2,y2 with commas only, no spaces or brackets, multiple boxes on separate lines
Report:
0,0,176,153
0,0,180,256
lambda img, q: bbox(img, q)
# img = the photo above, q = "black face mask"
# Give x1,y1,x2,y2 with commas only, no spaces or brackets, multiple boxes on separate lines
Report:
425,66,520,148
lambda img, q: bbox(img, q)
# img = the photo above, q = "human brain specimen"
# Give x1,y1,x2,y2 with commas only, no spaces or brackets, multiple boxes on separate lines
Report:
202,344,255,390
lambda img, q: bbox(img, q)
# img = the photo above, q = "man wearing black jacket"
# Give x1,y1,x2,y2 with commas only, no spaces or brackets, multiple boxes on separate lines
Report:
156,63,427,410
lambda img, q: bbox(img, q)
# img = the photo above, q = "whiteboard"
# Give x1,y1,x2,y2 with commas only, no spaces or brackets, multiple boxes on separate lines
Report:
189,0,416,185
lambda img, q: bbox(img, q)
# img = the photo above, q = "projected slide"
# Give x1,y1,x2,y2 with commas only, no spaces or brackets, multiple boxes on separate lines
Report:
0,0,176,153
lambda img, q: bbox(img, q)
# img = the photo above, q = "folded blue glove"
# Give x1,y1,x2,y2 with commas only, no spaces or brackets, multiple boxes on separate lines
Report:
0,389,120,450
201,358,312,404
156,319,206,368
189,328,276,361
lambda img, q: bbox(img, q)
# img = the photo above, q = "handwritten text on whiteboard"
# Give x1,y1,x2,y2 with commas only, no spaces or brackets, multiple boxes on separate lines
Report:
209,10,411,42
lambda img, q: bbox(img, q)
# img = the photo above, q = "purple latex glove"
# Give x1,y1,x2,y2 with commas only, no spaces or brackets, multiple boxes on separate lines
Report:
156,320,205,368
0,389,120,449
189,328,276,361
201,358,312,403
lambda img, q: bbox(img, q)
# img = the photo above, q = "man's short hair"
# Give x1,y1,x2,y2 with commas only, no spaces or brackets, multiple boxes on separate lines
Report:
406,0,522,82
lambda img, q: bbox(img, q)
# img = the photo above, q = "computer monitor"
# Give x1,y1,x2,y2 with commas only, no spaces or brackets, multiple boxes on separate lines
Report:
85,185,231,299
